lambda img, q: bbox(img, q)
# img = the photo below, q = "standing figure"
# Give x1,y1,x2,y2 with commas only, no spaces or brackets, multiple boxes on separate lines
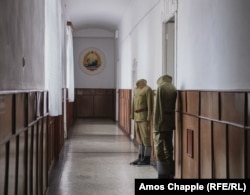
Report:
153,75,177,178
130,79,153,166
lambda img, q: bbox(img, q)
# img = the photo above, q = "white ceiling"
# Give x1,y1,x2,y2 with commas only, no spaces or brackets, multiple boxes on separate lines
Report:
65,0,132,31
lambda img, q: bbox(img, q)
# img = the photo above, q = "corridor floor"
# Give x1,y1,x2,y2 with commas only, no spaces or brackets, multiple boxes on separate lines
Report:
46,118,157,195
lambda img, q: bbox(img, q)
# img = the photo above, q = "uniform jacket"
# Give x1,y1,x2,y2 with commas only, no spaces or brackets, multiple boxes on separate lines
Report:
131,84,153,122
154,75,177,132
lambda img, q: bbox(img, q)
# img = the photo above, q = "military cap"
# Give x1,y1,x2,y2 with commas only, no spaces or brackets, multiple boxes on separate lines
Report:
157,74,172,85
136,79,147,87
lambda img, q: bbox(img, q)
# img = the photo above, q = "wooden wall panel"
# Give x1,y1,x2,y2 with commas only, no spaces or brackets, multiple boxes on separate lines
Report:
176,90,249,179
27,127,33,195
67,101,74,134
81,89,95,95
8,137,17,195
200,92,219,120
52,116,64,161
175,92,183,178
0,144,6,194
32,124,38,195
118,89,131,135
220,92,245,125
95,89,109,95
31,125,36,195
228,125,245,178
200,119,212,178
37,121,43,195
0,94,12,142
213,122,227,178
178,91,186,112
94,96,112,117
44,91,48,115
75,89,115,119
28,93,36,124
37,91,44,118
247,94,250,179
42,118,48,194
248,93,250,127
174,115,182,178
76,95,93,117
248,130,250,178
16,93,26,132
18,132,26,195
182,115,199,178
0,90,61,195
186,91,199,116
47,117,54,171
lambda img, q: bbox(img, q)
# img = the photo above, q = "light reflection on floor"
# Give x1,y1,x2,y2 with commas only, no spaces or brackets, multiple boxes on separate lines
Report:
47,119,157,195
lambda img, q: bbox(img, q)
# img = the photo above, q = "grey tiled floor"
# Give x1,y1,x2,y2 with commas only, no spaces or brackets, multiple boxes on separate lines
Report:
47,119,157,195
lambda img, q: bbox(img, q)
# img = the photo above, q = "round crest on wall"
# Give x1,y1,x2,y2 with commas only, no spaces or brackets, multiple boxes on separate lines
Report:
78,47,106,75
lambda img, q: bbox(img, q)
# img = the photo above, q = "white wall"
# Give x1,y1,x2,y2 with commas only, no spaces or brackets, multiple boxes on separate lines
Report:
118,0,164,90
177,0,250,90
2,0,249,93
0,0,45,90
73,29,116,88
118,0,250,91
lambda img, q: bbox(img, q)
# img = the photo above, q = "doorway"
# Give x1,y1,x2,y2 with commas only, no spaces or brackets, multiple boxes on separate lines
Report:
163,16,175,83
162,15,181,178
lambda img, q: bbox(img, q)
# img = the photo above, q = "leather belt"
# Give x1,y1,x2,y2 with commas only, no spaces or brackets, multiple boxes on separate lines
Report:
135,107,148,113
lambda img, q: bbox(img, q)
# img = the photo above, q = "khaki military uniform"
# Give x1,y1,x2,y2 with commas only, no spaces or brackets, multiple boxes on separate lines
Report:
130,79,153,165
153,75,177,178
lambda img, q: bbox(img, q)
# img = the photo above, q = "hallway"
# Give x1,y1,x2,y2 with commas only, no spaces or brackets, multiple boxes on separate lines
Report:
46,119,157,195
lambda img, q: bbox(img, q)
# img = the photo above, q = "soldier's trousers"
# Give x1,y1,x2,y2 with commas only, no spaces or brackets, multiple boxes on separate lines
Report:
134,121,151,147
153,130,173,162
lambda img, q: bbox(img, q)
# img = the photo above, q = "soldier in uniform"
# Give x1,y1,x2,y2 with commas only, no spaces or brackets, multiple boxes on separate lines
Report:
130,79,153,166
153,75,177,178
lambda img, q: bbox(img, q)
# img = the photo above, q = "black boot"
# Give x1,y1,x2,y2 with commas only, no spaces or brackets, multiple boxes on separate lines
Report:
157,161,175,179
136,146,151,166
130,154,143,165
130,145,144,165
136,156,150,165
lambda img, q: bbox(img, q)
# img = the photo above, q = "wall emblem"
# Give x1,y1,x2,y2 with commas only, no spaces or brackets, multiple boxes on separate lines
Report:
79,47,106,75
